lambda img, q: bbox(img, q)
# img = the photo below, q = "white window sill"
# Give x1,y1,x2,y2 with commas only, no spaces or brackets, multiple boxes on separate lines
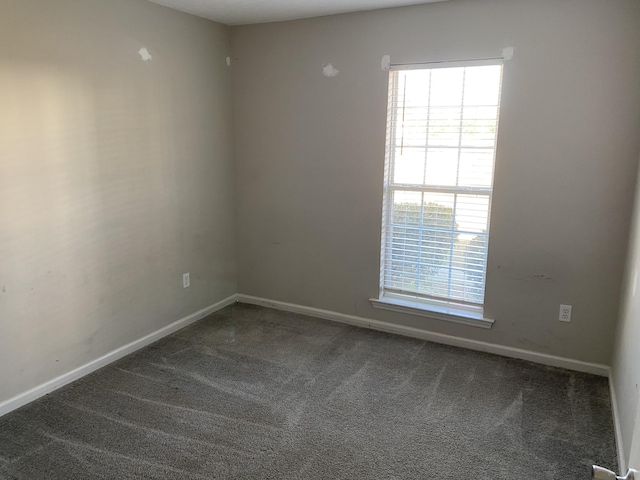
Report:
369,295,494,329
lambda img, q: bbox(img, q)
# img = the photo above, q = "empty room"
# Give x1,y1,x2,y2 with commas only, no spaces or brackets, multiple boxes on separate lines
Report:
2,0,640,478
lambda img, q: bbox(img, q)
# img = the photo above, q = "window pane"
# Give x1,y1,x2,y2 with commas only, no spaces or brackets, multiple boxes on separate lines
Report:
429,68,464,107
393,150,425,184
461,106,499,148
424,148,458,187
391,191,421,225
383,62,502,306
455,195,490,233
422,193,454,230
428,107,461,147
458,149,493,188
463,65,502,106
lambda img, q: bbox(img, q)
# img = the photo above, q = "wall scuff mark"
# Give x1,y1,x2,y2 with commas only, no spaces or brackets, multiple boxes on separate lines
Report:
322,63,339,77
502,46,515,61
381,55,391,71
138,47,152,61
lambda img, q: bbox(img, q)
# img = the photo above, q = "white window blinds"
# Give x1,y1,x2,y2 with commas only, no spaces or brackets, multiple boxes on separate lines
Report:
380,61,503,306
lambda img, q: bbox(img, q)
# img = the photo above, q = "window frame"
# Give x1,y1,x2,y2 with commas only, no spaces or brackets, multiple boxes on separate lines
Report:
372,58,503,327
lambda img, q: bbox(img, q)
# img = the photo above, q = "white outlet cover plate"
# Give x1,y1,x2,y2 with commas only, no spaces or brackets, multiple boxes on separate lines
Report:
559,304,572,322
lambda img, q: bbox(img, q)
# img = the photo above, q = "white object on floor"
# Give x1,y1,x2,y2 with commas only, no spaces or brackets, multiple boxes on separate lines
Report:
592,466,638,479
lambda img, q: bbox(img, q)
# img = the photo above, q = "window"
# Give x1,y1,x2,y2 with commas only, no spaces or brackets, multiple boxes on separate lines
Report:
374,60,503,323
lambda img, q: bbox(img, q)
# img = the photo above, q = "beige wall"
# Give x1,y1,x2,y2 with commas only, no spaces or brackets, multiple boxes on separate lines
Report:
231,0,640,365
612,160,640,470
0,0,236,404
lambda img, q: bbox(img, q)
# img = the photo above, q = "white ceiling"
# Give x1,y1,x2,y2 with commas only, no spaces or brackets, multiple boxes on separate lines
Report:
147,0,448,26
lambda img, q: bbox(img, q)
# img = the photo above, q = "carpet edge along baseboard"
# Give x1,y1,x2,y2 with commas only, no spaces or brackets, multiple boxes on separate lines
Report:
0,294,238,418
0,293,610,418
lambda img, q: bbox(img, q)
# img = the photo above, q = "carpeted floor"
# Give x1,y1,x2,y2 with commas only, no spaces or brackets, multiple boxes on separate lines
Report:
0,304,617,479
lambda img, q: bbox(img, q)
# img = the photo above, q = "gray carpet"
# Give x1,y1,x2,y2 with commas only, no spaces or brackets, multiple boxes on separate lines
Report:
0,304,617,479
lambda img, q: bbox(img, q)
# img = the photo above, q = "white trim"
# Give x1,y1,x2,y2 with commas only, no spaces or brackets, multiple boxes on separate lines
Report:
370,295,494,329
0,294,238,418
390,57,503,70
237,294,609,377
609,373,627,473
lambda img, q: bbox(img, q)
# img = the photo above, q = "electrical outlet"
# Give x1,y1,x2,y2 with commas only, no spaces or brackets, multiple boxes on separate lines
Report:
559,304,572,322
183,273,190,289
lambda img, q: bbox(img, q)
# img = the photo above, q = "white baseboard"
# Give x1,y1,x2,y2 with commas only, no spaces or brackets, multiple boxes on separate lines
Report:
0,294,238,418
1,292,612,421
236,294,610,377
609,374,627,472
